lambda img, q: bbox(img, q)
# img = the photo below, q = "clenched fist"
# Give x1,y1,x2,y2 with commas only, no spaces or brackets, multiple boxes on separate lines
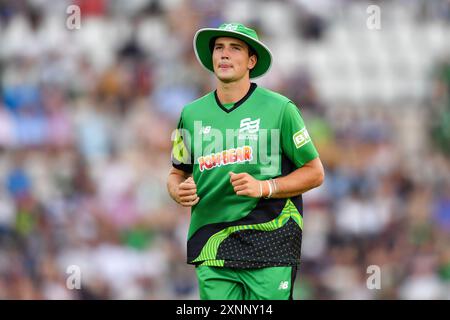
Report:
229,172,263,198
177,177,200,207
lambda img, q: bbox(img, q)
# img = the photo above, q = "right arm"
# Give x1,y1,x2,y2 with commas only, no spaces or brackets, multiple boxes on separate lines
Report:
167,167,199,207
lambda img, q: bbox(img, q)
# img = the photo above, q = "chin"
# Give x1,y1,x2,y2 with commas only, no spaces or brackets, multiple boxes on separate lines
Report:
216,74,235,83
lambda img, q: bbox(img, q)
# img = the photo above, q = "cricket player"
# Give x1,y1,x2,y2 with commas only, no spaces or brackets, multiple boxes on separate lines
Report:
167,22,324,300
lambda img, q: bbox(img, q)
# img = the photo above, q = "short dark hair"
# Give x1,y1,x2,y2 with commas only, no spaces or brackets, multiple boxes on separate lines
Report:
248,45,257,59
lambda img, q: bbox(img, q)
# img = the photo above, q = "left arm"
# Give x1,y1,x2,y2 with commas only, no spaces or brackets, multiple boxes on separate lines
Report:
268,157,324,198
229,157,325,198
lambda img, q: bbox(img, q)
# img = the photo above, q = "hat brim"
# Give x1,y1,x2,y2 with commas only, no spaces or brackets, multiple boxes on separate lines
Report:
193,28,272,79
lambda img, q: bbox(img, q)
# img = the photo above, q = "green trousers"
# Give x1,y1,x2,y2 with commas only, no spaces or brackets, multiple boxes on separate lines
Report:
195,266,297,300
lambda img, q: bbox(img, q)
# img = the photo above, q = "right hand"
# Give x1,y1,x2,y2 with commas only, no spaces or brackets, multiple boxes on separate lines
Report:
177,177,200,207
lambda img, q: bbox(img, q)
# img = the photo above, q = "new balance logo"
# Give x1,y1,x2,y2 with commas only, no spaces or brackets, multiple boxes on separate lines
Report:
278,281,289,290
199,126,211,134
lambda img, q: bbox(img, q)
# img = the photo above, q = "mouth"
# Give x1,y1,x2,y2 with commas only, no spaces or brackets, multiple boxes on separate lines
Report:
218,64,232,70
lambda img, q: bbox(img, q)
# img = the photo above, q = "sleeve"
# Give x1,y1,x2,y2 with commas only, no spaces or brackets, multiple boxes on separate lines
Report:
171,112,193,173
280,101,319,168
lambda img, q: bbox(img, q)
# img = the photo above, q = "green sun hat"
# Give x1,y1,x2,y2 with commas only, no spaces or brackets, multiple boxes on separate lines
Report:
193,22,273,79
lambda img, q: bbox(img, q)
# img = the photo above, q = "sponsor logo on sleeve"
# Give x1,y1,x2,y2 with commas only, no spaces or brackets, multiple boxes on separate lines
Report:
293,128,311,149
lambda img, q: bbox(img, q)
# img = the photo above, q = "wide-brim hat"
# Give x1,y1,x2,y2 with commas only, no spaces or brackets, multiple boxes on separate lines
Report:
193,22,272,79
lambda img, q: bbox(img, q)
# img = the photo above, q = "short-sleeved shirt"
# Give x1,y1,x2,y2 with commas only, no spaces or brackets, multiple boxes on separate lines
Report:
171,83,319,268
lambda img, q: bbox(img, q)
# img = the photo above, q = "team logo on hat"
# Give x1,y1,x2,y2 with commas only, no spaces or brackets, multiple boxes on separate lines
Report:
223,23,238,31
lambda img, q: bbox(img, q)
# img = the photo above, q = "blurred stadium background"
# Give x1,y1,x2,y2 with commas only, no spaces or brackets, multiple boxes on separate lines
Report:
0,0,450,299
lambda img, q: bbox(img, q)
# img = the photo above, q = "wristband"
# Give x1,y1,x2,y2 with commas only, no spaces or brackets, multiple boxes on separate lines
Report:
264,180,273,199
270,178,278,195
258,181,263,198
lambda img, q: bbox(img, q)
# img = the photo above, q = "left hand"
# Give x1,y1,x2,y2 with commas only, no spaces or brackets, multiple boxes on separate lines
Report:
229,172,262,198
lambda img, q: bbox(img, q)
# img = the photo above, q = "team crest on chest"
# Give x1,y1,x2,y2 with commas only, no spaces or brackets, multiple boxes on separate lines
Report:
238,118,260,141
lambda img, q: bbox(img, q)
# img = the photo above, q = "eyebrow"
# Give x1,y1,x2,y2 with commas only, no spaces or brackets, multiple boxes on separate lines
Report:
214,42,245,48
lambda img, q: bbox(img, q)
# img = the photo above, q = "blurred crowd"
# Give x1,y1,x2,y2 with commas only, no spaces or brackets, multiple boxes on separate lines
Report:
0,0,449,299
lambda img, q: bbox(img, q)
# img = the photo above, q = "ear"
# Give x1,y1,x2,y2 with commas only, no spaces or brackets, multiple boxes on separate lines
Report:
248,55,257,70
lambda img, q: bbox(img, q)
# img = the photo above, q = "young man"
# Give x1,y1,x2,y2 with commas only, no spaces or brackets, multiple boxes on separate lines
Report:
167,23,324,300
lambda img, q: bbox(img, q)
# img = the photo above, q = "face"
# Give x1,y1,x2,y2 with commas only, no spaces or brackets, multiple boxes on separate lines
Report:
212,37,257,83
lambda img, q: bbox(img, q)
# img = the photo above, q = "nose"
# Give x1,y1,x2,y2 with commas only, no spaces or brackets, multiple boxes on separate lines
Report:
221,50,230,60
220,46,233,59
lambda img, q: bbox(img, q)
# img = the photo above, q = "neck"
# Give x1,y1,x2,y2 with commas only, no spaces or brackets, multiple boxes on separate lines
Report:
216,78,251,104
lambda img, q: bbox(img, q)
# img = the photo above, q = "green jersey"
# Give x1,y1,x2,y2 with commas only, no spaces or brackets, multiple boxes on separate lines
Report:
171,83,319,268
